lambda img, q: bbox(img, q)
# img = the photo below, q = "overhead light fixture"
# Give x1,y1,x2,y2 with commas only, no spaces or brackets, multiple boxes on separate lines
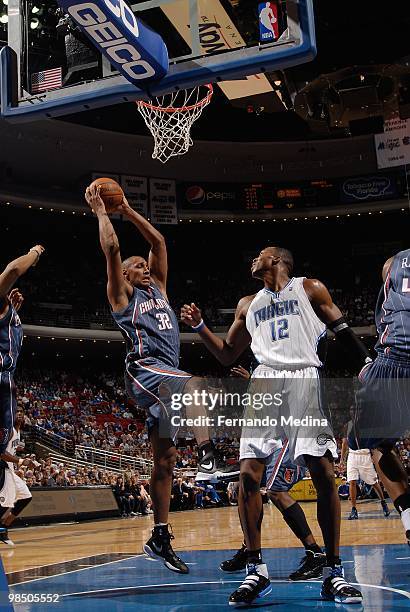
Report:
30,17,39,29
0,14,8,23
31,4,40,12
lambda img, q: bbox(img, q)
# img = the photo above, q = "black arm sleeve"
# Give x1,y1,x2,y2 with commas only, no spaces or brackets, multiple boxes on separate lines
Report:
328,317,372,370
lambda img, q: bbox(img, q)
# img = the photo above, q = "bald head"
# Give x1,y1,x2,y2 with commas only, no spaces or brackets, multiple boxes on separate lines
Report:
264,247,294,275
122,255,146,270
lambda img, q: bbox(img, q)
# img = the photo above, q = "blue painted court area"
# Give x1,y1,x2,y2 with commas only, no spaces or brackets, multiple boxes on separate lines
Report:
9,545,410,611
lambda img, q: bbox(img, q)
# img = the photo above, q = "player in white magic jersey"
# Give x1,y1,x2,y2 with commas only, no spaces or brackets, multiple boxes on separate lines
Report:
182,246,372,606
0,407,35,545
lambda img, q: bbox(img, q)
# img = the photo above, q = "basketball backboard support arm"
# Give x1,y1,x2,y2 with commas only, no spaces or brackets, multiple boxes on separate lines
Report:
0,0,316,122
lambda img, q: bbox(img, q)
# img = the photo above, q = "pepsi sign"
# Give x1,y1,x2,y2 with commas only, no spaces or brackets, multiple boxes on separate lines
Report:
57,0,169,85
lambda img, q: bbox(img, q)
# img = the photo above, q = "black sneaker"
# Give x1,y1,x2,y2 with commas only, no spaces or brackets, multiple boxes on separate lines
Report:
0,528,14,546
220,543,247,573
197,444,219,474
381,501,390,517
321,565,362,604
143,525,189,574
228,563,271,607
289,550,326,580
348,507,358,520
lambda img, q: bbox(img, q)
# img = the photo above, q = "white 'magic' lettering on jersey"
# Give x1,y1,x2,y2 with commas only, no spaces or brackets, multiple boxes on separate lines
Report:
5,428,20,470
246,277,326,369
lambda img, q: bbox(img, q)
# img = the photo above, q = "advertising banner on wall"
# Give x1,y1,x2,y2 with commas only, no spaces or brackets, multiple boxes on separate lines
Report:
150,178,178,224
340,175,398,202
374,118,410,169
120,175,148,216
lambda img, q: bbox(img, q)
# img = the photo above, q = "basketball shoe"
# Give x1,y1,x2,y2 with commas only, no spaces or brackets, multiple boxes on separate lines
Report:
197,442,225,474
228,563,271,607
348,507,358,520
288,550,326,580
321,565,362,604
0,528,14,546
381,500,390,517
220,543,247,572
143,524,189,574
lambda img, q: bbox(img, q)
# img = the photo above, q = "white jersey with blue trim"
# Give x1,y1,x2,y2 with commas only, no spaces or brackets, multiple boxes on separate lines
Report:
5,428,20,470
246,277,326,369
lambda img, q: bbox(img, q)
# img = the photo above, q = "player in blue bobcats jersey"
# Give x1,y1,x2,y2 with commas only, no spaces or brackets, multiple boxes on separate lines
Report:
86,183,227,575
350,249,410,544
0,245,45,456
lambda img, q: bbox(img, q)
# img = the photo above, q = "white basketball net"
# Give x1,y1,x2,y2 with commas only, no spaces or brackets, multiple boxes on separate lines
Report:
136,84,213,164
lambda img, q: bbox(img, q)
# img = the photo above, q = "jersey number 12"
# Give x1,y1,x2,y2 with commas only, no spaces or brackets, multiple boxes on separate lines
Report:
270,318,289,341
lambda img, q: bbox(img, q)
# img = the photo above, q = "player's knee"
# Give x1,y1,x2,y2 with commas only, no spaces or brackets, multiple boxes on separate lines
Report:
155,449,176,477
240,470,261,496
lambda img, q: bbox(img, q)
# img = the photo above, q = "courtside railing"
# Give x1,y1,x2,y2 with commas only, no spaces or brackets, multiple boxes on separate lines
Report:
75,445,153,476
48,451,151,480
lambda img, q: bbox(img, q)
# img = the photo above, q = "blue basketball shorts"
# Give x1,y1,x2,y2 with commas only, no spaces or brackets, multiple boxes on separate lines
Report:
265,440,307,492
125,357,192,441
349,355,410,450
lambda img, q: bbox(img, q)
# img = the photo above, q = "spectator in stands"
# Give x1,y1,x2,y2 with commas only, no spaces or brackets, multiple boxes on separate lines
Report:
113,476,132,517
171,477,191,512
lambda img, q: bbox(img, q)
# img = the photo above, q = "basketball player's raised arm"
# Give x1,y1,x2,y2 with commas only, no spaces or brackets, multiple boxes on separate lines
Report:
85,185,131,311
304,278,372,368
181,297,252,366
0,246,44,300
119,198,168,295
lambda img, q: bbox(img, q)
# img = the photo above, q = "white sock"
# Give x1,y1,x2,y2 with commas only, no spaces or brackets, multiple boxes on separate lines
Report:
401,508,410,532
247,563,268,578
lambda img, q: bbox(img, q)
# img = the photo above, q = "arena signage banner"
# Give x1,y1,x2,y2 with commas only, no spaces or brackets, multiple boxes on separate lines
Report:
120,175,148,217
341,176,397,202
57,0,169,85
374,117,410,169
150,178,177,224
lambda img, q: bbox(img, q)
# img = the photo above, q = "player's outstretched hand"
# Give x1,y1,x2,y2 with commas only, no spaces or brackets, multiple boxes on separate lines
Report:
114,195,132,215
85,183,106,215
230,365,250,380
8,288,24,312
181,302,202,327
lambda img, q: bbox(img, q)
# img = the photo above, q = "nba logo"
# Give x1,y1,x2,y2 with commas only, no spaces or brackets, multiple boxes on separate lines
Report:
258,2,279,42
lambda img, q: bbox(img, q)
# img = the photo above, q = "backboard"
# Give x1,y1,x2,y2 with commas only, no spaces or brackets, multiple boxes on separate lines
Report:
0,0,316,121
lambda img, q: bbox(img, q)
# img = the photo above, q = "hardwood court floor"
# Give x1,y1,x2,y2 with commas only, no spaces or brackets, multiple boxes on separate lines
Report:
2,499,404,577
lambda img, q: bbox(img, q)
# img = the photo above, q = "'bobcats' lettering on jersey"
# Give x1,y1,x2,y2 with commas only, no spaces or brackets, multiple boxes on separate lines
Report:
254,299,300,328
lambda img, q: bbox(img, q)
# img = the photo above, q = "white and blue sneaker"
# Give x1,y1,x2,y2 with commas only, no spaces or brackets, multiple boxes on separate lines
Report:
228,562,272,607
321,565,362,604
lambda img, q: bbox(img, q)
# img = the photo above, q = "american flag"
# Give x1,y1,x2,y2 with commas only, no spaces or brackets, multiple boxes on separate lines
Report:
31,67,62,94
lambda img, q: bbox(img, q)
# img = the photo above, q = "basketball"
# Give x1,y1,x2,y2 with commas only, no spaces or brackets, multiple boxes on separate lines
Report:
89,177,124,212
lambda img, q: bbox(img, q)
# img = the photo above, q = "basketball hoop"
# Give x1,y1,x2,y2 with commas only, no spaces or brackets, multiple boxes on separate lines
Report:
136,84,213,164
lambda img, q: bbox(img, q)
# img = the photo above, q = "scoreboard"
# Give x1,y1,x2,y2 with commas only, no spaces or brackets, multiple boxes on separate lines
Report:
179,173,401,212
243,180,337,211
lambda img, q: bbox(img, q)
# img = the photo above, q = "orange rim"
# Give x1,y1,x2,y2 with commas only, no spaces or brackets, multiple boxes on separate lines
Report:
136,84,213,113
